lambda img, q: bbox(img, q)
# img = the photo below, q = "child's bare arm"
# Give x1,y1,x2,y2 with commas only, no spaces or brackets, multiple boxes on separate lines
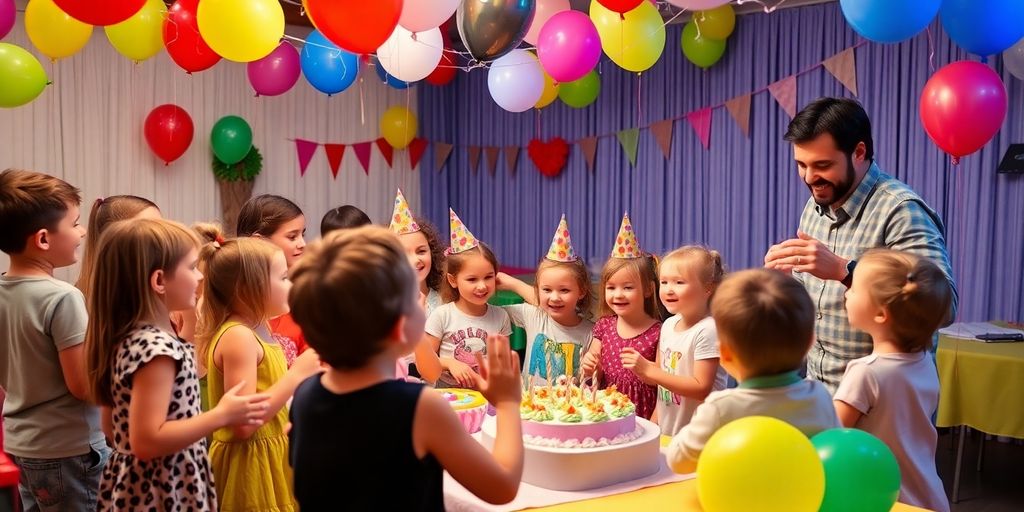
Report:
833,400,862,428
496,272,538,305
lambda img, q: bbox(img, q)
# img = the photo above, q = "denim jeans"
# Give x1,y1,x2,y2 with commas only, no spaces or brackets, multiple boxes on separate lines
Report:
11,443,110,512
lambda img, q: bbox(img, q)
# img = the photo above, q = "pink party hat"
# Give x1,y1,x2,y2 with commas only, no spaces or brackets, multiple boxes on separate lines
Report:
610,212,642,259
545,214,578,262
447,208,480,254
388,188,421,235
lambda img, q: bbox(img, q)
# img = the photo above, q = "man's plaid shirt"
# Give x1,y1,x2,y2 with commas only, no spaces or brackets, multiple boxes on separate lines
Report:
796,163,958,394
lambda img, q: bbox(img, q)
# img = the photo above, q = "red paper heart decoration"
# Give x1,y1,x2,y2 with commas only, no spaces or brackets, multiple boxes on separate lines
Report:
528,137,570,177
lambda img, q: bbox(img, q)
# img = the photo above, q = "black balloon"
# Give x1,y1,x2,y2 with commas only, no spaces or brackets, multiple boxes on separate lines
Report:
457,0,536,62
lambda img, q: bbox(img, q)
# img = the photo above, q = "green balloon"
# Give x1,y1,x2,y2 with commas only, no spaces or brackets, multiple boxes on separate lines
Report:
680,21,727,69
0,43,48,108
812,428,901,512
210,115,253,165
558,71,601,109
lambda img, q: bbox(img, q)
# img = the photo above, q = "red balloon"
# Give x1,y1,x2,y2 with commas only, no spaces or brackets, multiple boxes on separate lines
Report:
163,0,221,73
426,21,457,86
597,0,645,14
919,61,1007,162
53,0,145,26
144,105,194,165
305,0,403,55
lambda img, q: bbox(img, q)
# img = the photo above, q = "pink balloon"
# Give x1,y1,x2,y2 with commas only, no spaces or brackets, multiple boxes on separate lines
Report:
920,61,1007,162
0,0,14,39
399,0,460,33
247,42,301,97
524,0,570,46
666,0,730,9
538,11,601,83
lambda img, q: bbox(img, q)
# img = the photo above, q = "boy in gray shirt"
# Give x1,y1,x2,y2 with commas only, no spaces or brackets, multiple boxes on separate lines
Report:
0,169,107,511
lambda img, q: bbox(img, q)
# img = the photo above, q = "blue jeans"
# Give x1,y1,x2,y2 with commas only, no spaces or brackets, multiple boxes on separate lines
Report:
11,443,110,512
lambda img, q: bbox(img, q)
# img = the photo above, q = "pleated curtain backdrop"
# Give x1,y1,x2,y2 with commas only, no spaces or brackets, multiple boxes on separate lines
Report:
418,2,1024,322
0,20,420,282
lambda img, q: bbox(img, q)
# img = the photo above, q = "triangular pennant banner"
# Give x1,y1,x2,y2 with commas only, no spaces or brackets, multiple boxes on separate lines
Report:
375,138,394,168
823,47,858,96
484,147,500,177
353,142,372,175
325,143,346,179
504,146,520,177
616,129,640,167
295,139,318,176
768,76,798,119
724,94,751,137
579,137,598,172
685,108,713,150
468,146,481,174
408,138,428,170
649,120,674,159
435,142,453,172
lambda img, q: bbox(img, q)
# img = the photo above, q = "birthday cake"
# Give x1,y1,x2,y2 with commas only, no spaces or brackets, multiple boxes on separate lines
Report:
440,389,487,434
480,376,661,491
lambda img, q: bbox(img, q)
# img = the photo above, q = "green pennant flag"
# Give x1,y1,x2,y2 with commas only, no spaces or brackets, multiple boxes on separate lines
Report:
616,128,640,167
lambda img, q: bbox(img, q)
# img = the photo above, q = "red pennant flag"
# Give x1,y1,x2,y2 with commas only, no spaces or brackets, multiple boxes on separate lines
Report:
484,147,500,176
325,143,346,179
685,108,713,150
434,142,453,172
353,142,372,175
375,138,394,168
578,137,598,172
468,146,481,174
408,138,428,169
504,146,520,177
649,120,673,159
295,139,318,176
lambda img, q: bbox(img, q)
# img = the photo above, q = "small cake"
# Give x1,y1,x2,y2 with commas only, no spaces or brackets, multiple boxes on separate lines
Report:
440,389,487,434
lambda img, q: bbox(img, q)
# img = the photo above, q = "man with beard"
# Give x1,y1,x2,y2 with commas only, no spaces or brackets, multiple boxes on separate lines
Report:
763,97,957,394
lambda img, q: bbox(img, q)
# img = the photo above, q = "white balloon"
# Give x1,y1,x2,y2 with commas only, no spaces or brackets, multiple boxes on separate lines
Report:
1004,36,1024,81
399,0,461,33
377,25,444,83
488,49,544,113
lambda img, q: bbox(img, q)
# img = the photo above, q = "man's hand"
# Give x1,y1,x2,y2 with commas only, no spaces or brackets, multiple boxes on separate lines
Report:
764,230,848,282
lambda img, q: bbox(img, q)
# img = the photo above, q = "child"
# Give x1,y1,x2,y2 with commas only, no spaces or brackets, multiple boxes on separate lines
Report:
237,194,307,363
0,169,107,511
196,233,323,512
320,204,372,236
622,246,729,436
580,213,662,419
424,209,512,388
834,249,952,512
83,219,269,510
666,269,839,474
388,190,444,382
75,194,161,299
497,215,595,377
288,226,524,508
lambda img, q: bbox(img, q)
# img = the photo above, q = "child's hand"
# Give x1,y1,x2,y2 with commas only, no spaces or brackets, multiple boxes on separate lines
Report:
620,347,653,381
447,360,479,388
290,349,326,380
581,350,600,376
215,381,270,428
473,334,522,406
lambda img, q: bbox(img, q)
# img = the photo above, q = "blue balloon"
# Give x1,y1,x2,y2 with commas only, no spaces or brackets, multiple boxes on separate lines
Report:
301,30,359,96
940,0,1024,57
373,57,411,90
840,0,940,44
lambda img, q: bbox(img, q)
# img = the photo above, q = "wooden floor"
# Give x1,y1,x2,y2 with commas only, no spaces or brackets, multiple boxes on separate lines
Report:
937,429,1024,512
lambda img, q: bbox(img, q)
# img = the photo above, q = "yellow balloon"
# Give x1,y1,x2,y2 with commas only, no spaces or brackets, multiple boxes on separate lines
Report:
104,0,165,62
380,106,418,150
198,0,284,63
694,5,736,40
536,70,559,109
697,416,825,512
589,0,665,73
24,0,93,61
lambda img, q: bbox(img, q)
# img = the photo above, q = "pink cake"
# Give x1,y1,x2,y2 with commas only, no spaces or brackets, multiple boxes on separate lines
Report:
519,381,642,448
440,389,487,434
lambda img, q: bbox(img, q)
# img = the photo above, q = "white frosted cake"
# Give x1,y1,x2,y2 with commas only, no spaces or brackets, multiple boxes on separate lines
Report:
480,377,661,491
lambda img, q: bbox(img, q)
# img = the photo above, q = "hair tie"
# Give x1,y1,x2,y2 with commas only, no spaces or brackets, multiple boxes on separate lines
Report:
95,197,105,206
215,234,225,245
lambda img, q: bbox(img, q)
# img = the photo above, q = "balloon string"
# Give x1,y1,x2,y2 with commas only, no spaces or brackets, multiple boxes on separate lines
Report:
925,27,936,73
358,76,366,125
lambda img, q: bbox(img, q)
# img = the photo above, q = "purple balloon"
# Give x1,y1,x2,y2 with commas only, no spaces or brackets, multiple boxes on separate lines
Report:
247,42,301,97
1,0,16,40
537,10,601,84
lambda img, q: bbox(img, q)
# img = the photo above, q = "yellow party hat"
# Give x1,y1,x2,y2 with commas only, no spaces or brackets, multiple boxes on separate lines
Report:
447,208,480,254
545,214,578,262
388,188,420,235
610,212,642,259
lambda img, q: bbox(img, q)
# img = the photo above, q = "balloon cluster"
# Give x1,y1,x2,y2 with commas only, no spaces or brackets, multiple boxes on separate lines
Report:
681,3,736,69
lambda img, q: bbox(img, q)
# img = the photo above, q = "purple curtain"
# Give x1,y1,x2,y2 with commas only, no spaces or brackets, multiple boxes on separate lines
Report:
418,2,1024,322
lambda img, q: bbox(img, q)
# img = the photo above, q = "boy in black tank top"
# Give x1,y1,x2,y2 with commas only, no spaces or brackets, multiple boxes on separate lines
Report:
287,226,525,509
